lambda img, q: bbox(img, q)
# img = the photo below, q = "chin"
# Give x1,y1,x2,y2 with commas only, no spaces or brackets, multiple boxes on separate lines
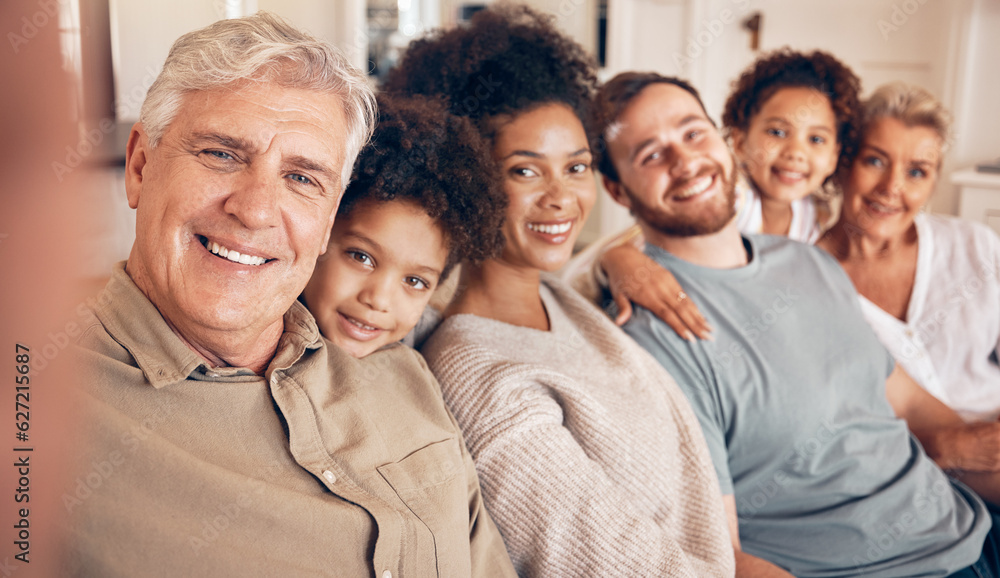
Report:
333,338,378,359
534,251,575,272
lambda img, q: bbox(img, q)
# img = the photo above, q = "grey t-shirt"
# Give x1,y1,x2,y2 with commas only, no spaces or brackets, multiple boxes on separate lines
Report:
624,235,991,577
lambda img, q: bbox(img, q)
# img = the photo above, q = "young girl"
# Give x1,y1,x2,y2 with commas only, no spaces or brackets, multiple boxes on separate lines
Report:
725,48,859,241
301,94,506,358
575,48,861,338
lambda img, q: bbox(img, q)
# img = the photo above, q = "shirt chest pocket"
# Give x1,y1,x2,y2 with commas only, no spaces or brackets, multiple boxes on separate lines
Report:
377,438,471,576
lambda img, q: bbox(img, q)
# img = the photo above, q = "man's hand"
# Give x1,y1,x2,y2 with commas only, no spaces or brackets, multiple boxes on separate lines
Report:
601,243,712,339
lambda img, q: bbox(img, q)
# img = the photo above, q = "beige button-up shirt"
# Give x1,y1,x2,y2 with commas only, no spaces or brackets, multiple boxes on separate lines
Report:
61,263,515,577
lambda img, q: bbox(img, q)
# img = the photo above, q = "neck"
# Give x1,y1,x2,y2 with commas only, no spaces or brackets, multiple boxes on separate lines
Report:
446,259,548,330
640,218,749,269
758,194,794,236
166,317,282,375
126,262,281,375
819,220,917,262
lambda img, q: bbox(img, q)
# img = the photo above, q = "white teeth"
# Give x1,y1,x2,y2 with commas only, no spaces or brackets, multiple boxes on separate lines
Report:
347,316,377,331
206,238,266,266
675,176,713,199
528,222,572,235
868,201,898,214
777,170,804,180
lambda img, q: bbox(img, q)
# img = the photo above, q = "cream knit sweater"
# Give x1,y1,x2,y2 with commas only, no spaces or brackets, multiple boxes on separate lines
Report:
421,275,734,577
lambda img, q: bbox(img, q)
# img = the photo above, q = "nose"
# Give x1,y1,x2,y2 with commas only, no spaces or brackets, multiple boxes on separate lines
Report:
358,272,393,313
781,136,807,162
223,165,280,230
542,175,573,209
880,164,907,197
669,145,700,179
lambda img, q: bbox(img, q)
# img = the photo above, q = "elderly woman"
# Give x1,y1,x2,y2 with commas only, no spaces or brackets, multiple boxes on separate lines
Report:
385,5,735,577
817,83,1000,484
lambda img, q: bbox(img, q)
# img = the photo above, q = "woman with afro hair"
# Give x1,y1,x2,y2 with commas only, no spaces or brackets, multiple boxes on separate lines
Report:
387,5,735,576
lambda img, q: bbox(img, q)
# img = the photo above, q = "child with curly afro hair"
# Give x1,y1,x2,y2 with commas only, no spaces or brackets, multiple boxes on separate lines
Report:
301,94,506,358
724,48,861,242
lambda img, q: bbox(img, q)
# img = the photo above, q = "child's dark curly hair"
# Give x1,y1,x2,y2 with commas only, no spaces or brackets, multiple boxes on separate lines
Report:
339,94,507,278
382,3,598,143
722,48,861,175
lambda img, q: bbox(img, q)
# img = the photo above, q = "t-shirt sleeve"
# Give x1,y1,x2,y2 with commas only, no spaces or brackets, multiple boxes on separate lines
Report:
624,308,734,495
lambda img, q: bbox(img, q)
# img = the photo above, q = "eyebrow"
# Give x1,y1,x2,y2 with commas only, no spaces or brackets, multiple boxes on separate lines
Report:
287,155,336,182
188,132,336,183
861,144,889,157
342,231,443,278
629,115,707,162
862,144,936,165
501,147,591,161
187,132,258,153
762,117,835,132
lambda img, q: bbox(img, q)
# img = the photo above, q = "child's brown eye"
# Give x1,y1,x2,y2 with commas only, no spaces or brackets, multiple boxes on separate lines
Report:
404,276,430,290
347,250,375,268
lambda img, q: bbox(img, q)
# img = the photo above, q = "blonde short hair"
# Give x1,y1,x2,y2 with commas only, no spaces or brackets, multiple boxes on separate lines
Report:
139,12,376,188
862,82,951,151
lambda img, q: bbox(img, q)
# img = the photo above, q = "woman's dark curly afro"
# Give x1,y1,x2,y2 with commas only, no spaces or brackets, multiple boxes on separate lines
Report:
722,48,862,174
383,3,598,142
339,94,507,278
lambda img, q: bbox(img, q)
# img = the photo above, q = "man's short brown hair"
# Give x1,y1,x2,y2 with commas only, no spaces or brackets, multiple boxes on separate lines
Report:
593,72,710,183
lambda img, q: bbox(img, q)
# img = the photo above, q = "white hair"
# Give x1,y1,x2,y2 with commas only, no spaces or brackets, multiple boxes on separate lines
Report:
863,82,952,152
139,11,376,188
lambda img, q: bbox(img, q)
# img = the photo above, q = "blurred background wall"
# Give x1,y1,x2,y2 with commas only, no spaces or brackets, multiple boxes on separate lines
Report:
58,0,1000,275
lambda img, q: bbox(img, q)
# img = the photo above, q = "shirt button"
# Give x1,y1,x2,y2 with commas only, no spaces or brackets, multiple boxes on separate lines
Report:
322,470,336,484
382,571,392,578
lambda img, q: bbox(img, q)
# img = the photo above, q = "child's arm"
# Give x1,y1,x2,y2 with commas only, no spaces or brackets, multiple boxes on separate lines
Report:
601,242,712,340
562,225,711,340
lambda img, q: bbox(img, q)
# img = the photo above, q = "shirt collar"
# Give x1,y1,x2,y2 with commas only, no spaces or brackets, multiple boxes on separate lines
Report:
93,262,323,388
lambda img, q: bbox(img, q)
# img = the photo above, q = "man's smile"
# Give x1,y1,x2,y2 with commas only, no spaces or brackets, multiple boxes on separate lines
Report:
198,235,271,266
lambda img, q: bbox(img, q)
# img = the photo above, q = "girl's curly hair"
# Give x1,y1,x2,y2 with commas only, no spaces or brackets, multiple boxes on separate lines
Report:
383,3,598,143
722,48,862,175
339,94,507,277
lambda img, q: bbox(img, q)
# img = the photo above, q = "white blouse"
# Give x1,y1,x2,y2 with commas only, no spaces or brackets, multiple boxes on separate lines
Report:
859,213,1000,422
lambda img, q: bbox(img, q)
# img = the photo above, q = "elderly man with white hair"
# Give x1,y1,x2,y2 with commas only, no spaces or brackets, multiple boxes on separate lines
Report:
62,13,514,577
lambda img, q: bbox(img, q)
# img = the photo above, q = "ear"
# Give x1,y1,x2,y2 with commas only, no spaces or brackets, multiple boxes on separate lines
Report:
124,123,149,210
729,127,746,159
602,174,632,211
317,193,341,256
